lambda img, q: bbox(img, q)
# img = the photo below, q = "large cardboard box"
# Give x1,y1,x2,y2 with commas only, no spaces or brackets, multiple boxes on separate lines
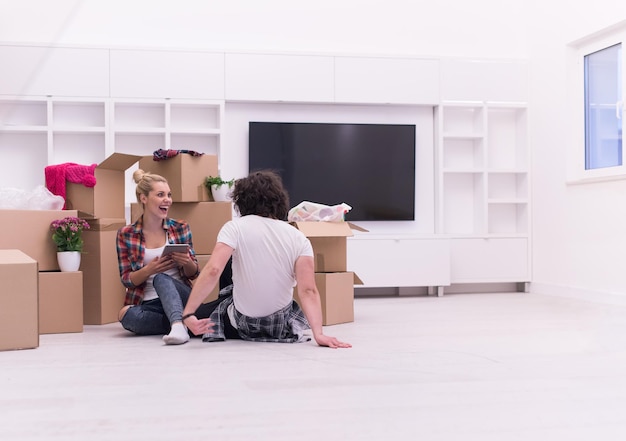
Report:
138,154,218,202
294,272,362,326
81,217,127,325
131,201,232,254
0,250,38,350
39,271,83,334
0,209,78,271
65,153,141,218
291,221,366,272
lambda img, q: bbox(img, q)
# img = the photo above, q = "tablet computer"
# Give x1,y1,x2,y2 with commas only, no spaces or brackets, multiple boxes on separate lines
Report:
161,243,190,257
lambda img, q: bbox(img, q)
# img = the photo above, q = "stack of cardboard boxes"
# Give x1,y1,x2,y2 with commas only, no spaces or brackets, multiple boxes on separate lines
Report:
0,150,231,351
0,208,83,351
64,152,232,325
292,221,364,326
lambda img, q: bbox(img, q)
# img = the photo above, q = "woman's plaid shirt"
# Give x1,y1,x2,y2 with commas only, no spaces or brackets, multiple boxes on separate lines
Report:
116,216,198,306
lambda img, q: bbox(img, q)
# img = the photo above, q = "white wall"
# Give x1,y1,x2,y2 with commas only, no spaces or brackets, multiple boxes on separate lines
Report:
3,0,626,297
526,4,626,299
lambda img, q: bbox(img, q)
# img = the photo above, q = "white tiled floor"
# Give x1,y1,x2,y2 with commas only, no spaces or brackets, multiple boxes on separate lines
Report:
3,292,626,440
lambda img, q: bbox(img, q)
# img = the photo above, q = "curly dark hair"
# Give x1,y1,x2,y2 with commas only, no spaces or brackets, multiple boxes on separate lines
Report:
232,170,290,220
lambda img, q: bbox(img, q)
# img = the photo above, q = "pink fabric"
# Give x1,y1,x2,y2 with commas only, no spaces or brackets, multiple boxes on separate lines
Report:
45,163,97,209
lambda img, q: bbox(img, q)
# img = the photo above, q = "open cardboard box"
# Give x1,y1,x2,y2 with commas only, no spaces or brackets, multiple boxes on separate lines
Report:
290,221,367,272
138,154,218,202
65,153,141,219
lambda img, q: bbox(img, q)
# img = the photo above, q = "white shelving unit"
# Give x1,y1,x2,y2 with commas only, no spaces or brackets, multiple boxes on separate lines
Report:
438,101,530,286
0,96,224,193
111,99,223,159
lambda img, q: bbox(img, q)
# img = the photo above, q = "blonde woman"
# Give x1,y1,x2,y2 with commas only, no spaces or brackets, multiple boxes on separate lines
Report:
116,169,200,345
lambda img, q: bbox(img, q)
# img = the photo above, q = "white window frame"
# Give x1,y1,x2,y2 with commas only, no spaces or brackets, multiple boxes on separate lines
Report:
568,22,626,184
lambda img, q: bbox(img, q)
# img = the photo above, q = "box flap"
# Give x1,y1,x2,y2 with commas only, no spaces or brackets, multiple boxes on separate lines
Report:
98,153,142,171
81,217,127,231
347,222,368,233
291,221,354,238
352,272,364,285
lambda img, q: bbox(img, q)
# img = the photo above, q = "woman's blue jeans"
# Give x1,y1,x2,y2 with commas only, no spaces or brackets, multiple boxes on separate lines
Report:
120,273,191,335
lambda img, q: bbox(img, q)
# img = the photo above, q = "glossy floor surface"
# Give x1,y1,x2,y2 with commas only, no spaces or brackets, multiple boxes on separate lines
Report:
2,292,626,440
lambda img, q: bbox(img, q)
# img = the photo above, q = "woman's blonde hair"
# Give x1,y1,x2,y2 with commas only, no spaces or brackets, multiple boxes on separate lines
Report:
133,169,168,204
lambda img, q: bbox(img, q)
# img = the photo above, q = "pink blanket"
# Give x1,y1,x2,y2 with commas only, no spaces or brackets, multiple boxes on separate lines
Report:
45,163,97,209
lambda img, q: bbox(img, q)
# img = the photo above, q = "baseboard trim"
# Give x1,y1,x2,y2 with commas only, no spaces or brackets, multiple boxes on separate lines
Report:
530,282,626,306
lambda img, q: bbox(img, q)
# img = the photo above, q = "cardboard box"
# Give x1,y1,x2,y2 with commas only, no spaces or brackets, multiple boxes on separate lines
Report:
0,209,78,271
291,221,367,272
294,272,362,326
0,250,38,350
39,271,83,334
65,153,141,218
131,201,232,254
81,217,127,325
194,254,219,303
138,154,218,202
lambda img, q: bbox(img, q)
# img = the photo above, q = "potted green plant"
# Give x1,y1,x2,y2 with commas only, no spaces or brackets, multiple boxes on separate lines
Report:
204,176,234,202
50,216,90,271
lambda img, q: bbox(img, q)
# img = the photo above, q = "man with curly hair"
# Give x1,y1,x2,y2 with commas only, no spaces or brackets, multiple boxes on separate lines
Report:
182,170,351,349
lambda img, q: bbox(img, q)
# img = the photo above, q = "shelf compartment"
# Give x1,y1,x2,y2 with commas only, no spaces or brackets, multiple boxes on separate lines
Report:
0,100,47,127
52,101,106,128
487,106,527,170
51,133,106,166
170,133,219,156
170,103,221,131
114,133,165,157
442,105,483,137
487,202,528,235
113,102,165,129
443,172,485,235
487,172,528,200
442,137,484,170
0,132,48,190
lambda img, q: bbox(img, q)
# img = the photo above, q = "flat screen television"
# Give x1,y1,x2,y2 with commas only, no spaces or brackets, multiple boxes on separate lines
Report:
248,122,416,221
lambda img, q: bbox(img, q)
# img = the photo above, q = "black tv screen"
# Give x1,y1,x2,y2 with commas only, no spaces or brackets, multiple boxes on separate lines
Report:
248,122,416,221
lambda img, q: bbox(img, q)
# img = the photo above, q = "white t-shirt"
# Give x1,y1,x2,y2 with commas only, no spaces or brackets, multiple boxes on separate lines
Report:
217,215,313,317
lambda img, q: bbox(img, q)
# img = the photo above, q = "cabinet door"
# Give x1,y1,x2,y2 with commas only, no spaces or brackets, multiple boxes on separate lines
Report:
225,53,334,102
450,238,529,283
347,237,450,287
440,59,528,102
110,50,225,99
335,57,439,104
0,46,109,97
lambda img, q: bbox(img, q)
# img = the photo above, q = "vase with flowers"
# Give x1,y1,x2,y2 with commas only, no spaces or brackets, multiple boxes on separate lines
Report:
50,216,90,272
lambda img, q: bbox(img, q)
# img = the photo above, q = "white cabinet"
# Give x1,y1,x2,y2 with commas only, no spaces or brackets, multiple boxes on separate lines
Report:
334,57,440,104
347,236,450,289
225,53,335,102
440,59,528,102
0,46,109,97
450,238,529,283
110,50,225,100
438,101,530,284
